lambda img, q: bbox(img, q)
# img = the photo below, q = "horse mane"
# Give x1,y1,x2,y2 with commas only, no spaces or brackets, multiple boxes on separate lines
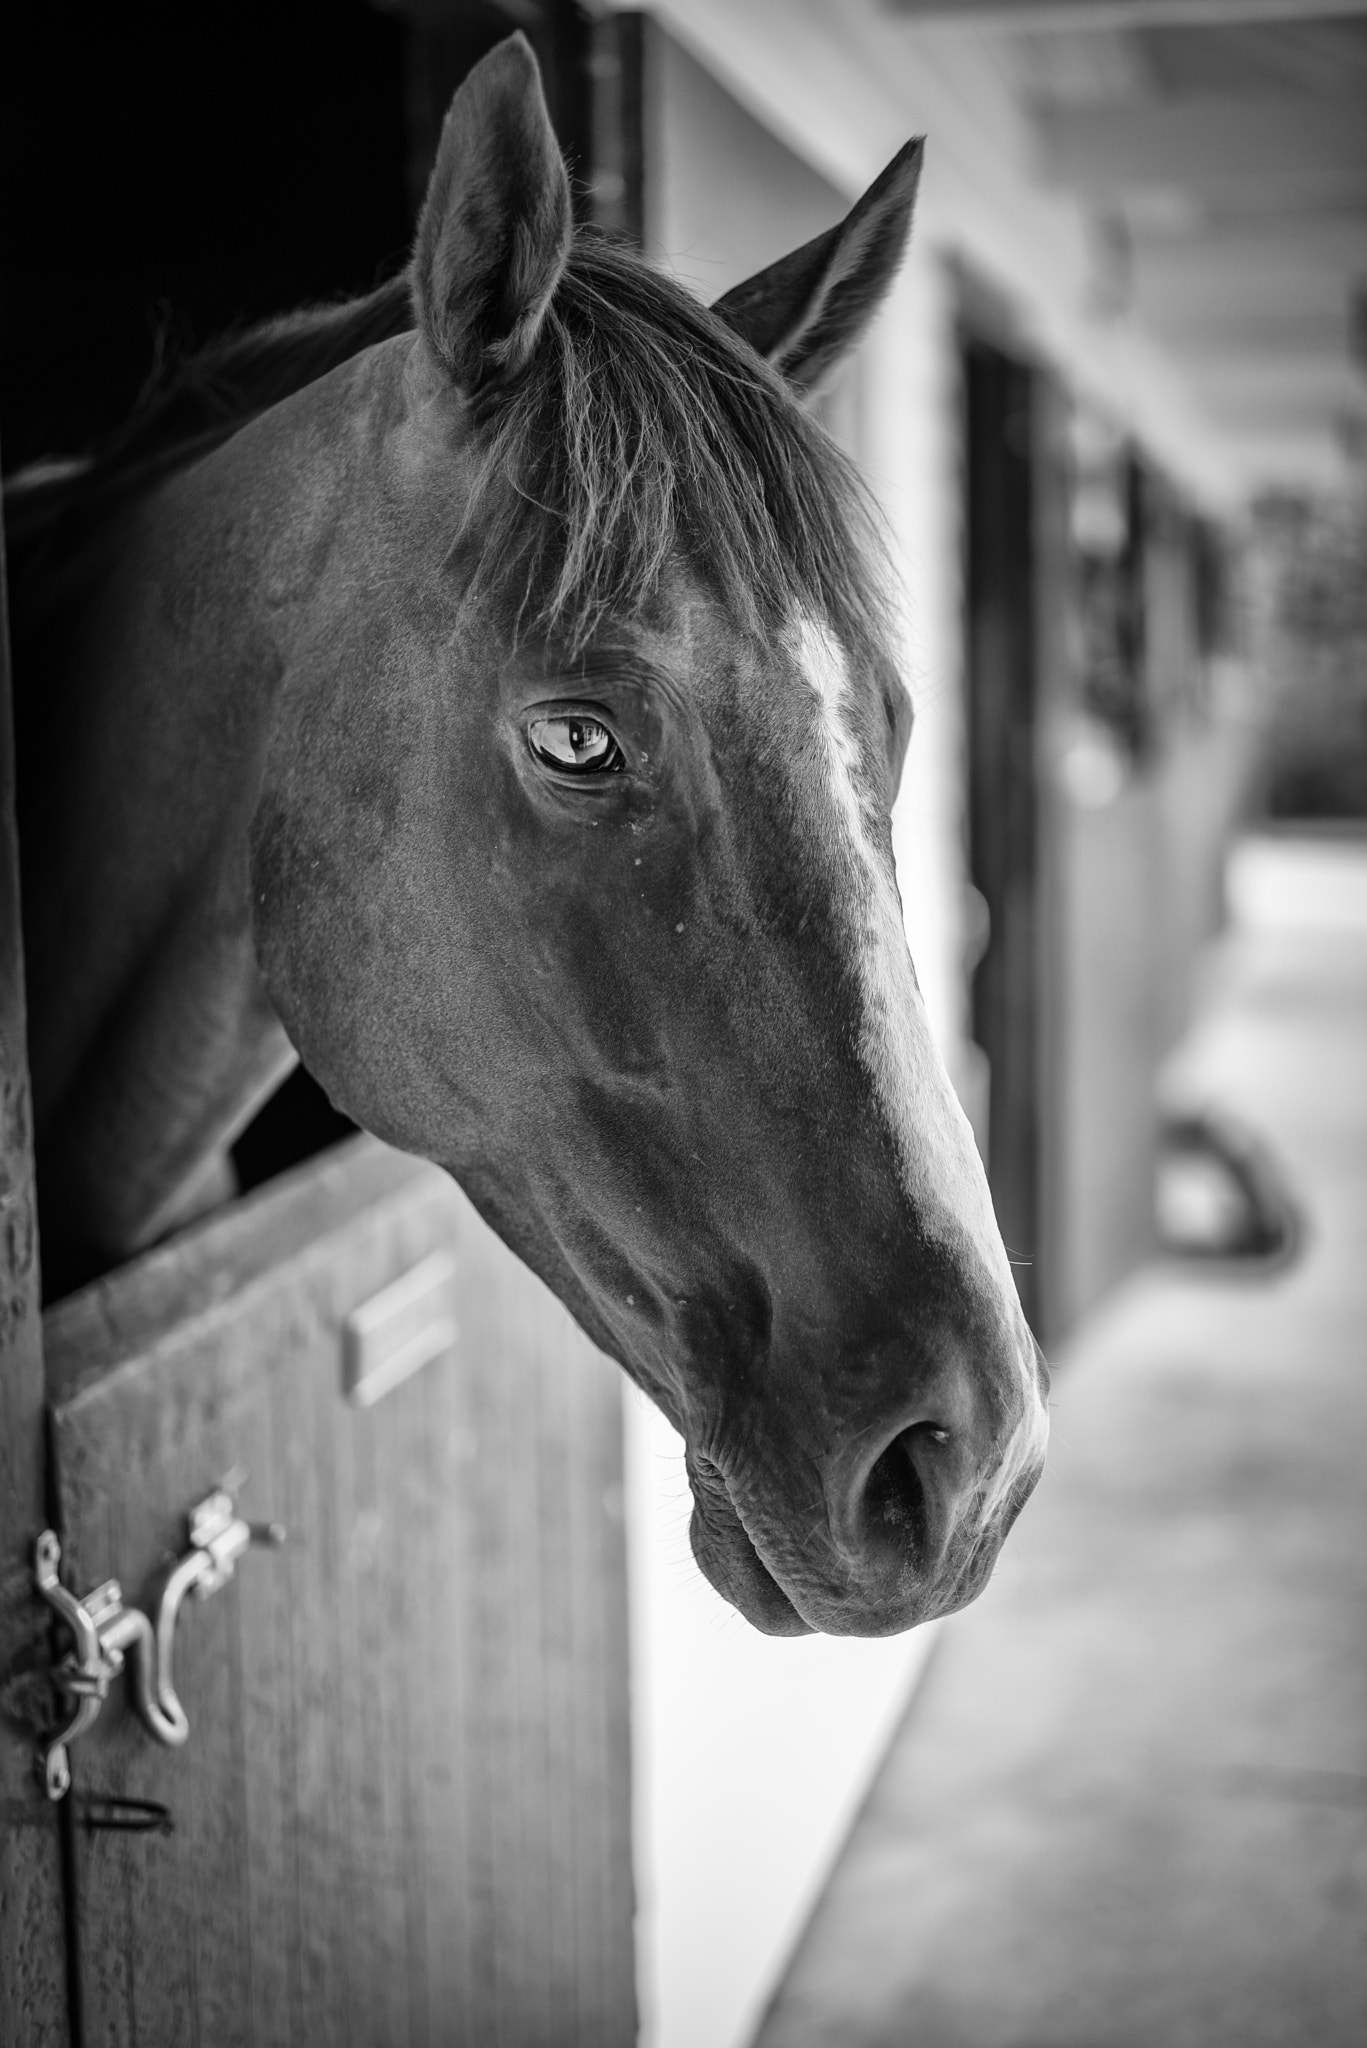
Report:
3,271,416,551
8,234,890,657
100,270,418,478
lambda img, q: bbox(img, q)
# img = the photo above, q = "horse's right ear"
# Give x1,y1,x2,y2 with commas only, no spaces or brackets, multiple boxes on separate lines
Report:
413,34,572,390
711,141,923,395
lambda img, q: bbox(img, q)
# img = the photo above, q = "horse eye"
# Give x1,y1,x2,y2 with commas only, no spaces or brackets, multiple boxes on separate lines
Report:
528,714,624,775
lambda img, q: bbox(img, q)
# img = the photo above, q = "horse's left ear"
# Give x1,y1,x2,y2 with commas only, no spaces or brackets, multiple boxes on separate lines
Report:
413,33,572,390
711,140,923,395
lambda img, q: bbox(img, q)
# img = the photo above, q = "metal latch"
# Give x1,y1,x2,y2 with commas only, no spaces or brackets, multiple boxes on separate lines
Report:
34,1486,285,1801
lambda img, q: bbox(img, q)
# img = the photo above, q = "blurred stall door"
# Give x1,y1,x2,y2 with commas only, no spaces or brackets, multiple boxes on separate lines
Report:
963,331,1044,1331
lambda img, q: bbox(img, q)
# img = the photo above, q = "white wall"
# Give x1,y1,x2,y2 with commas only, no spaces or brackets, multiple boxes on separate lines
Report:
625,26,961,2048
626,1394,938,2048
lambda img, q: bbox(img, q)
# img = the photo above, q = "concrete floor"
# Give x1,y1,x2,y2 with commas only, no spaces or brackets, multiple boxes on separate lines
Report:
753,835,1367,2048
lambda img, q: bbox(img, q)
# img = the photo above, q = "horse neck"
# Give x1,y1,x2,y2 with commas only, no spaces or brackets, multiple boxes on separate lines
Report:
20,341,407,1264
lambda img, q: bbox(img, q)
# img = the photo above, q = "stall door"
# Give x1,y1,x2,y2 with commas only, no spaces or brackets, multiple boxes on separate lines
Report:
43,1137,636,2048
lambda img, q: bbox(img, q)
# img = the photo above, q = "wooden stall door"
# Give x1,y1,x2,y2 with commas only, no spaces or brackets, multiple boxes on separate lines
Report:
44,1138,636,2048
2,472,72,2042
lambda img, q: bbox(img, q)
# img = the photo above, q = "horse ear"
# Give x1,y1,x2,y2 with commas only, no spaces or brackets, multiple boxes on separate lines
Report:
711,141,924,395
412,33,572,390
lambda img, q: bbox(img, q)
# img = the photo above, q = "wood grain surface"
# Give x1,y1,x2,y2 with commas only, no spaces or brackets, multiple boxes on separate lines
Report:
0,491,72,2047
46,1138,635,2048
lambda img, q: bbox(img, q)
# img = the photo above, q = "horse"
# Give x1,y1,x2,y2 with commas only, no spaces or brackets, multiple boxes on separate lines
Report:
6,33,1048,1639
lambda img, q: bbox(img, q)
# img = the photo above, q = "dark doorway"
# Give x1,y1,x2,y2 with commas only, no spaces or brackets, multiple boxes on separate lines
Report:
962,334,1040,1328
3,0,602,1196
0,1,414,472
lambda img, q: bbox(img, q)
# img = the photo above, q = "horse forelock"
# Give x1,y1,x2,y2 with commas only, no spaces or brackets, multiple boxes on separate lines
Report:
457,233,893,656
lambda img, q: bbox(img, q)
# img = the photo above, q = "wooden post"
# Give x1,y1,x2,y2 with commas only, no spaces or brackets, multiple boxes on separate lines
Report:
0,486,71,2039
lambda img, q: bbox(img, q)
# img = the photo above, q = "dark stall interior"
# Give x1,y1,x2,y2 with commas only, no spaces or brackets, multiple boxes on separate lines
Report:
1,0,600,1203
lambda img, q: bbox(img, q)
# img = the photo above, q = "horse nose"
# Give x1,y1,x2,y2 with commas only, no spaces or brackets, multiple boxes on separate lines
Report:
828,1356,1047,1629
854,1418,983,1582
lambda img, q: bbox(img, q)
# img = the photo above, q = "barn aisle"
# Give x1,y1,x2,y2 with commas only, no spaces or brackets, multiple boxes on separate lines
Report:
753,833,1367,2048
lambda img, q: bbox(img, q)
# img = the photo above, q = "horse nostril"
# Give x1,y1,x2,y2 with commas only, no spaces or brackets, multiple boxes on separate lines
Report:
855,1419,964,1577
859,1422,950,1567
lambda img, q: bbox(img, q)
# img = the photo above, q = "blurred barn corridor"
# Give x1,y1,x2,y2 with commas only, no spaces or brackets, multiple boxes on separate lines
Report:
753,832,1367,2048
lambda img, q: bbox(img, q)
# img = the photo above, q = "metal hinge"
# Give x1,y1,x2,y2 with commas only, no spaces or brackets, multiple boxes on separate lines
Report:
34,1486,285,1802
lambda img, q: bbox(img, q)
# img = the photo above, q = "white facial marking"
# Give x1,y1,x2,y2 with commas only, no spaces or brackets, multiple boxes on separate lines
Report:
793,614,980,1232
791,612,1047,1452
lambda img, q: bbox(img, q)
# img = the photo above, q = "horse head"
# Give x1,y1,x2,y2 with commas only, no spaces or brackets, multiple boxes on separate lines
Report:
252,35,1049,1636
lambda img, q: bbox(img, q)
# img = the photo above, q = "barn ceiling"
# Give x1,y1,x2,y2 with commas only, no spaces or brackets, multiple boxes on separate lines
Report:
886,0,1367,491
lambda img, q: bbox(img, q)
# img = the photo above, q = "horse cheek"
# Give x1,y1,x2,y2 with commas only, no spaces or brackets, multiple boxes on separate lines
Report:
245,786,404,1136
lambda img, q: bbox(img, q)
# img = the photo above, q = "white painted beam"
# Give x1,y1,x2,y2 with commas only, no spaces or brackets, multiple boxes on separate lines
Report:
1155,300,1364,353
883,1,1367,29
1036,98,1367,195
1130,218,1367,299
1185,349,1363,393
1227,427,1353,489
1137,254,1354,306
1133,257,1354,323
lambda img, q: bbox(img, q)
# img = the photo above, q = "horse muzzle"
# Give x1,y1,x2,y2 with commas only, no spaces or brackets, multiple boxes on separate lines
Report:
685,1335,1050,1638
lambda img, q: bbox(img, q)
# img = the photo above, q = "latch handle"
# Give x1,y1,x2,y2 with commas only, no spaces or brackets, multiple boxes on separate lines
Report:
34,1486,285,1801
